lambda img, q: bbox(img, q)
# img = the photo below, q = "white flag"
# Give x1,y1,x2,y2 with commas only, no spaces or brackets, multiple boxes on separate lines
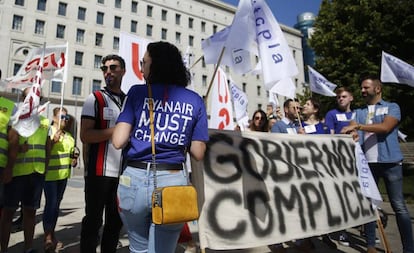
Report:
11,44,46,137
269,78,296,98
355,144,382,208
201,0,258,74
229,78,248,121
119,32,151,93
209,67,234,130
6,43,68,89
381,51,414,87
252,0,299,93
308,66,337,97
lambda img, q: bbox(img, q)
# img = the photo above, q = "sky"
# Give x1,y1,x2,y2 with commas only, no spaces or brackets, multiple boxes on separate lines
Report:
220,0,322,27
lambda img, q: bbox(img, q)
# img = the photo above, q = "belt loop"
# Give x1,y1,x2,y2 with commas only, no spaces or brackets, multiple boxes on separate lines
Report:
146,162,151,175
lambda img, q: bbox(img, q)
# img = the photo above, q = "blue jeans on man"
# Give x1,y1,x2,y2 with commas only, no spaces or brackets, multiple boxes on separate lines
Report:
364,163,414,253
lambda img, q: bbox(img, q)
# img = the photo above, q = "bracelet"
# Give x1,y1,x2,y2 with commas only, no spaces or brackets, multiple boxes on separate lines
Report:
356,124,362,130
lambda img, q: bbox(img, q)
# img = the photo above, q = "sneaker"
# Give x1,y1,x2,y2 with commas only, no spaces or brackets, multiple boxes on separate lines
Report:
338,233,350,247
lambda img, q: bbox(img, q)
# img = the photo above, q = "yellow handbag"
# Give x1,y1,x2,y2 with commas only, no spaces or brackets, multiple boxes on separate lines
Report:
152,185,199,225
147,84,199,225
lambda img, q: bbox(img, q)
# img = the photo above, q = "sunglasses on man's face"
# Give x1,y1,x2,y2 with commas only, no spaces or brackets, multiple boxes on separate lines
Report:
100,64,119,72
60,115,70,121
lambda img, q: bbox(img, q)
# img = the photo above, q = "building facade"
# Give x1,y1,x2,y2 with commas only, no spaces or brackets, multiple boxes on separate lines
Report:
0,0,305,138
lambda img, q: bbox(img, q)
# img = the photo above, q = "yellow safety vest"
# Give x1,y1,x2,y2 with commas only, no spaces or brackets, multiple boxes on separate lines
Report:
46,126,74,181
13,116,49,177
0,97,15,168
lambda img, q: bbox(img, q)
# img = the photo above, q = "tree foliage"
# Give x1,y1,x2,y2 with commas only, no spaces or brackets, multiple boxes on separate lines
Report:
309,0,414,139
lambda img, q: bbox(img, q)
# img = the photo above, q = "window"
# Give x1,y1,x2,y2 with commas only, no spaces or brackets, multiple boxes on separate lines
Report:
175,32,181,44
92,80,101,91
76,29,85,43
257,86,261,96
146,24,152,36
51,80,62,93
78,7,86,21
75,51,83,66
242,82,246,92
131,20,137,33
56,24,65,39
189,35,194,46
34,20,45,35
147,5,152,17
131,1,137,13
202,75,207,87
72,77,82,95
201,21,206,32
175,14,181,25
15,0,24,6
96,11,104,25
161,10,167,21
37,0,46,11
213,25,217,33
12,15,23,30
114,16,121,29
13,63,22,75
94,55,102,69
113,36,119,50
161,28,167,40
188,17,193,29
202,57,206,68
95,33,103,46
97,0,104,4
115,0,121,8
58,2,67,16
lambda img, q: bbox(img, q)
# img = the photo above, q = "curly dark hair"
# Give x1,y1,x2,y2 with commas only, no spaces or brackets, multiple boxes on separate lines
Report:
146,41,190,87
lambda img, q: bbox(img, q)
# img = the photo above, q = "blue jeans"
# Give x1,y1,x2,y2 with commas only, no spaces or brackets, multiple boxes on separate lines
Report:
118,166,188,253
364,163,414,253
43,179,67,232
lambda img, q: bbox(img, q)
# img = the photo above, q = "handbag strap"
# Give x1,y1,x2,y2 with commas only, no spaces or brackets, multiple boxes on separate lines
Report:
147,84,191,188
147,84,158,189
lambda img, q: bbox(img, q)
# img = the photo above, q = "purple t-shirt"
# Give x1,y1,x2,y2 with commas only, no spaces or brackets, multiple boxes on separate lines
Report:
117,84,209,164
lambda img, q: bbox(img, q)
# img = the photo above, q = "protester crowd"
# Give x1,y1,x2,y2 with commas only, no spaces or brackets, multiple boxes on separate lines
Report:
0,43,413,253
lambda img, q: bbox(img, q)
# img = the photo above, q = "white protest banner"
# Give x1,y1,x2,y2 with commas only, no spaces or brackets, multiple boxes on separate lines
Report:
119,32,151,93
193,130,377,250
6,43,68,89
252,0,298,93
209,68,234,130
308,66,337,97
381,51,414,87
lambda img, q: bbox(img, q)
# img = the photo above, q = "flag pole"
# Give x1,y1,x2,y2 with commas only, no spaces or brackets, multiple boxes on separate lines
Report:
204,46,226,103
189,55,203,70
376,209,392,253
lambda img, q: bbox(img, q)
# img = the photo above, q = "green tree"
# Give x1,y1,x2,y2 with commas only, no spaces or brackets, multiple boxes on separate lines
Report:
309,0,414,139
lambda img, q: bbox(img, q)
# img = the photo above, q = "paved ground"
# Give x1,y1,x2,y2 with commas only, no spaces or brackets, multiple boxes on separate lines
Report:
6,174,414,253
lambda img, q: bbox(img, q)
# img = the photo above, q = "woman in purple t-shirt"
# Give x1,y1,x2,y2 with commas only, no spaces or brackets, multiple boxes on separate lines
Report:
113,41,209,253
